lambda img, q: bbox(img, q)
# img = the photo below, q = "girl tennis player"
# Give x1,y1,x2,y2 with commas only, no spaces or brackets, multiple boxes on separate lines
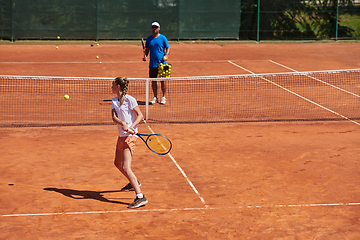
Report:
111,77,148,209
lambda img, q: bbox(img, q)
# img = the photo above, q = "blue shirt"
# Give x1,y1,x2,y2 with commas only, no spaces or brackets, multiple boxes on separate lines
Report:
145,34,169,68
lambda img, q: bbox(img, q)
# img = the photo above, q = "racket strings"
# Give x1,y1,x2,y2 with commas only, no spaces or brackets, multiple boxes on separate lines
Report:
147,135,171,154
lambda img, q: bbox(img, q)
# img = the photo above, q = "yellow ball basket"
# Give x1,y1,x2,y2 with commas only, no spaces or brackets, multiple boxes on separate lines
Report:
158,63,172,78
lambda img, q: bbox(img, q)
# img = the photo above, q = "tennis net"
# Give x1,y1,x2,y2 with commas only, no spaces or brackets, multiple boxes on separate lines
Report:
1,69,359,127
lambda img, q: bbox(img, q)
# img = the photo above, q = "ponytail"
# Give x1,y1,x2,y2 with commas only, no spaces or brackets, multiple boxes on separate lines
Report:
114,77,129,105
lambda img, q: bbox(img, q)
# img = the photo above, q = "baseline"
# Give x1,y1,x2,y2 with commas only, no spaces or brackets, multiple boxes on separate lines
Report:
3,202,360,217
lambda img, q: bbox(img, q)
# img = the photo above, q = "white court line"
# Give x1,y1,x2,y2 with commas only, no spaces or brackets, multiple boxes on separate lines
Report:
3,202,360,217
269,60,360,98
228,60,360,126
143,121,208,208
0,61,135,64
0,60,269,64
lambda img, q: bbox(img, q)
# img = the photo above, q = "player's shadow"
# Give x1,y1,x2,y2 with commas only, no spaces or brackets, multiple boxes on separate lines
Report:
43,188,129,205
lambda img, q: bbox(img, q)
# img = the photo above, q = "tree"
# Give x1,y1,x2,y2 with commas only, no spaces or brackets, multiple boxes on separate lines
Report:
240,0,355,40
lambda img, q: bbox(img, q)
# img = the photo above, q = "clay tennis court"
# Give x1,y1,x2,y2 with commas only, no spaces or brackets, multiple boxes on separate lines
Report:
1,42,360,239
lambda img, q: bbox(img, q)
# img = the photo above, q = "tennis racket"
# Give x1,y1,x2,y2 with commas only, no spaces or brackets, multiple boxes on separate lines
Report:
141,38,147,61
137,133,172,155
141,38,145,50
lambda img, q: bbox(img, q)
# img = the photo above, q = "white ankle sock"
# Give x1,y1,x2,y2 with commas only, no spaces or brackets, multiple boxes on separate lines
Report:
136,193,143,198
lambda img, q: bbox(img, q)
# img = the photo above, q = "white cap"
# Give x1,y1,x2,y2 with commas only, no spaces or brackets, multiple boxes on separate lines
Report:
151,22,160,28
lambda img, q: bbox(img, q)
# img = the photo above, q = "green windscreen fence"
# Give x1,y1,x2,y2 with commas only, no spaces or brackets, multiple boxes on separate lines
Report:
178,0,241,39
0,0,240,40
0,0,359,41
96,0,179,39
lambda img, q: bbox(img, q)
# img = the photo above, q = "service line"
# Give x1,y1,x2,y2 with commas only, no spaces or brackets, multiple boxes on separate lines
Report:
269,60,360,98
227,60,360,126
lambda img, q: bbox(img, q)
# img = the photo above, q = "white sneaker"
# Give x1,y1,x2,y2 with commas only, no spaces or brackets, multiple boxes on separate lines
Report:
160,97,167,105
150,97,157,104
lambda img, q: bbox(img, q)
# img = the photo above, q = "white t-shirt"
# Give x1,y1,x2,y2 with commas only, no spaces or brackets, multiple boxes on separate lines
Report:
111,95,139,137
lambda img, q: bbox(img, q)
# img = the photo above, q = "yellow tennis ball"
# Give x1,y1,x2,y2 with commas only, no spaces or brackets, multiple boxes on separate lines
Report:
97,43,99,46
57,36,60,39
56,46,58,49
163,56,167,61
64,94,69,100
96,56,99,59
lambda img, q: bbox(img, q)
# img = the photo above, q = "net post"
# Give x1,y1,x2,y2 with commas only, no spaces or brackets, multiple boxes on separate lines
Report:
145,78,149,121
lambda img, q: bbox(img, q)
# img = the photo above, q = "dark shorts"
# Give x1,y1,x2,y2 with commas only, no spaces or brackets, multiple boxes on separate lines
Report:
149,67,158,78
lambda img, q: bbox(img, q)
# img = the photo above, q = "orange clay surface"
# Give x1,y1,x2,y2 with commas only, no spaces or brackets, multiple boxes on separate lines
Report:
1,42,360,239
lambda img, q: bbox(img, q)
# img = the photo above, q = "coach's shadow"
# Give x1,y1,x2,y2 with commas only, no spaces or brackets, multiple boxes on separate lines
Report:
43,188,129,205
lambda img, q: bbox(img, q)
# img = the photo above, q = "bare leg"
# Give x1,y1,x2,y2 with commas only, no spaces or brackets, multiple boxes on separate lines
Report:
160,81,166,97
114,149,141,194
152,81,158,98
122,150,141,193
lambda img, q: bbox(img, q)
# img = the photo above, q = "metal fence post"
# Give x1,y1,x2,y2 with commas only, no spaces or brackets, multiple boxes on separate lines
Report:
239,0,241,40
257,0,260,42
96,0,98,41
10,0,13,42
335,0,339,41
177,0,180,41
